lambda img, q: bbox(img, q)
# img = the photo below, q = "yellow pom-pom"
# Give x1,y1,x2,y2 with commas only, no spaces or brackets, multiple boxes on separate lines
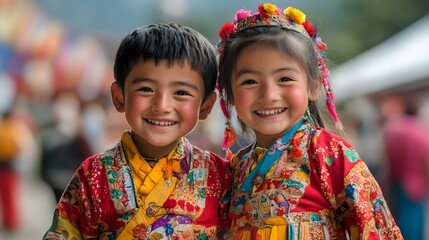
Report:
263,3,277,14
284,7,306,24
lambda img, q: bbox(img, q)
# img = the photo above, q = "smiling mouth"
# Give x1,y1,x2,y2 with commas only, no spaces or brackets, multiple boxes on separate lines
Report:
255,108,286,116
146,119,176,126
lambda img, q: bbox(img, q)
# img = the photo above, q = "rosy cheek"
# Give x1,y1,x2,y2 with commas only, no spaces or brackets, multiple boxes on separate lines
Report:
288,88,305,99
128,97,144,107
180,103,193,111
239,93,253,106
180,102,200,114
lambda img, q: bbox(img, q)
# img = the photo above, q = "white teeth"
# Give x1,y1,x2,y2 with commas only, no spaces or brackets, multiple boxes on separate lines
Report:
256,108,285,116
147,119,175,126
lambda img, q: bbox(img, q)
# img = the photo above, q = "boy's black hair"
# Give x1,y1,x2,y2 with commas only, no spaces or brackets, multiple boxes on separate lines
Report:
113,23,217,101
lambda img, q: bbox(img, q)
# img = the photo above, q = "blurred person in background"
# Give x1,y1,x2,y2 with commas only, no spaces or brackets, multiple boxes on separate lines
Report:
380,93,429,240
0,106,26,232
39,91,92,202
81,98,108,154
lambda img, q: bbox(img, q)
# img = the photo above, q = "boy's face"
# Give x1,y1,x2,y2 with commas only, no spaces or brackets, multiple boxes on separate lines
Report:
111,59,215,156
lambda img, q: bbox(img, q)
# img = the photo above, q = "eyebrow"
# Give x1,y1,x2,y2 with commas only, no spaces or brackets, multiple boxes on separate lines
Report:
236,66,300,77
131,77,153,85
171,81,200,91
131,77,199,91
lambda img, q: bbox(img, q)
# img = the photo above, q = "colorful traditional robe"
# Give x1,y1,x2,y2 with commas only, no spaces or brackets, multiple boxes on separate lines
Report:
44,131,231,239
227,122,402,239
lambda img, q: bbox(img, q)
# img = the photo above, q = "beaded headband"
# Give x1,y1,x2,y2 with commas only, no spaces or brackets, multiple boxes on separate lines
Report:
216,3,343,157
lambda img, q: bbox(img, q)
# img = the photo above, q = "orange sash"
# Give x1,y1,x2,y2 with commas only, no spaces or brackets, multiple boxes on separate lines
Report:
117,134,181,239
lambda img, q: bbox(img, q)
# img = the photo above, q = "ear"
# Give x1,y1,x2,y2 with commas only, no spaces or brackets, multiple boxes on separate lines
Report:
308,76,322,101
111,82,125,113
199,92,217,120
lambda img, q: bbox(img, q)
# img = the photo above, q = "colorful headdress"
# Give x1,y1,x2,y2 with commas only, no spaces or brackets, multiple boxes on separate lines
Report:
216,3,343,157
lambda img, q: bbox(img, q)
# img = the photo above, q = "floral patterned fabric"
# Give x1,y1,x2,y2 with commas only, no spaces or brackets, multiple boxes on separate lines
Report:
43,131,231,240
227,123,402,239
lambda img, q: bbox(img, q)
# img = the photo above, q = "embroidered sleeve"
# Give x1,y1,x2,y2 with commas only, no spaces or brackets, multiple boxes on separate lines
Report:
210,152,233,239
43,155,119,239
341,162,403,239
311,129,403,239
44,160,94,239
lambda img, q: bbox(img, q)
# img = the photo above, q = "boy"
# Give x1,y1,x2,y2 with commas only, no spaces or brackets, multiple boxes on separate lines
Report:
44,23,231,239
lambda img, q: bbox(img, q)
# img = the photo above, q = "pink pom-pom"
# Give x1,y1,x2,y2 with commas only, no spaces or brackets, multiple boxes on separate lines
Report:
326,98,343,130
235,9,252,22
335,121,344,131
219,98,229,118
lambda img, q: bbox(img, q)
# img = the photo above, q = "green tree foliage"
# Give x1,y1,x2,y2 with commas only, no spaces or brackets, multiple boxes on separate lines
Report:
325,0,429,64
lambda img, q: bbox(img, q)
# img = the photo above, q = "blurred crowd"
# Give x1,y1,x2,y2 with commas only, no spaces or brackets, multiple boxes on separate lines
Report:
341,93,429,239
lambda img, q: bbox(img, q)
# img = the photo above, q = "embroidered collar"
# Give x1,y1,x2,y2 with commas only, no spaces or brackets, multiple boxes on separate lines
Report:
240,120,304,193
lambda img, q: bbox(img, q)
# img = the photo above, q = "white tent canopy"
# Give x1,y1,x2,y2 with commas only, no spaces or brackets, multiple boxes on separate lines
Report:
331,15,429,102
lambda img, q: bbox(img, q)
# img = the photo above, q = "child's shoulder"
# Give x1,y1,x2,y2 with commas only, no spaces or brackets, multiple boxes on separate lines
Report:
230,143,254,167
189,143,228,165
186,141,230,173
309,125,352,147
308,125,362,166
79,145,125,173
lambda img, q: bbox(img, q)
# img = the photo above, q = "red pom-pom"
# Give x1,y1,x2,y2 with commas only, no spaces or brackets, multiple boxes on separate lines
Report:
257,4,265,14
225,149,234,161
258,4,271,19
302,21,315,38
291,139,303,159
219,22,234,41
222,127,236,150
317,40,327,51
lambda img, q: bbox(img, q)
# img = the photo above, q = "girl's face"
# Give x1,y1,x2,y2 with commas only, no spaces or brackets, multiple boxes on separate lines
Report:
232,45,316,148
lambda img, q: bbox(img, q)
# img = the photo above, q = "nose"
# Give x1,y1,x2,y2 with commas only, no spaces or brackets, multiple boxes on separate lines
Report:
258,81,280,102
152,92,172,113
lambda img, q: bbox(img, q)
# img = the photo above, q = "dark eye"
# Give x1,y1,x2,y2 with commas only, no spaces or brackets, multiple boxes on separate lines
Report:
279,77,293,82
241,79,257,85
138,87,153,93
175,90,191,96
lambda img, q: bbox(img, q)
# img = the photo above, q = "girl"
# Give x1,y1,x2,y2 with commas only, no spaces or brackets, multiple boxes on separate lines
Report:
216,3,402,239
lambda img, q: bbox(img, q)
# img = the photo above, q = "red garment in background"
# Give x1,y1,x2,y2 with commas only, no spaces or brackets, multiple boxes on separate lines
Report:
0,114,24,230
0,168,20,230
384,116,429,201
